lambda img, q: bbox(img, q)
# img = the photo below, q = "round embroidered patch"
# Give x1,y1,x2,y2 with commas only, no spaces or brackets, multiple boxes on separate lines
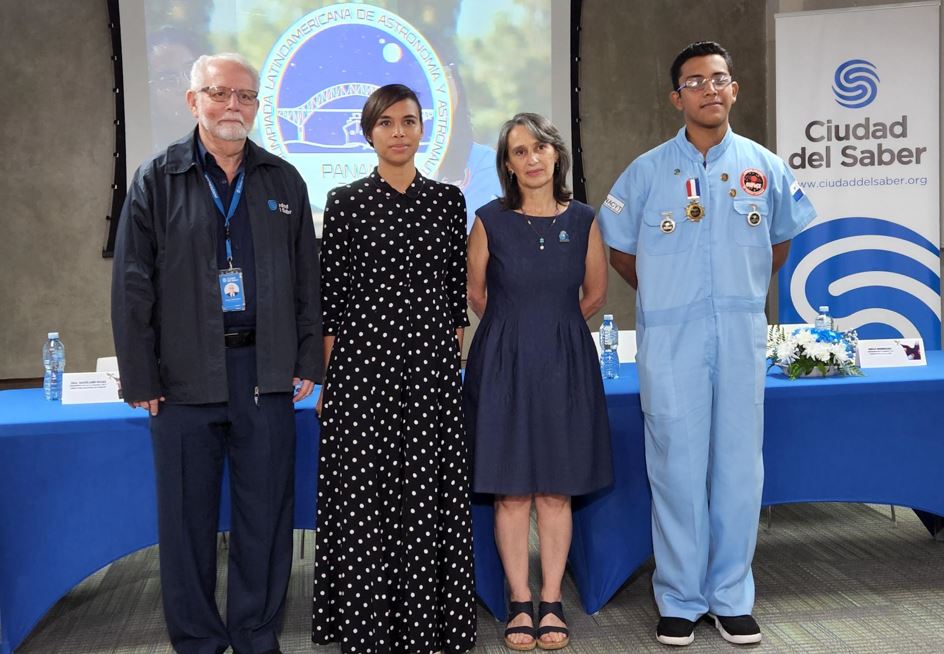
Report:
740,168,767,196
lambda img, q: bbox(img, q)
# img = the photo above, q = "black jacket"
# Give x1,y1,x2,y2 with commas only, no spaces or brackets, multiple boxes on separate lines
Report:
111,131,323,403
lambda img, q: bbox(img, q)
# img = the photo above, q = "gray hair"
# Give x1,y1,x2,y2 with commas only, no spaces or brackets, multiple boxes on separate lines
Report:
189,53,260,91
495,113,572,210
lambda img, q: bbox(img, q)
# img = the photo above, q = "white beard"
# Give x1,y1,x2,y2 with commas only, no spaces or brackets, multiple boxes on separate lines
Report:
201,115,250,141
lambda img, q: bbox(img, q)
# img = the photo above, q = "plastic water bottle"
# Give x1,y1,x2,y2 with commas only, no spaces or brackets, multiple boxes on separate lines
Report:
599,314,620,380
814,305,833,331
43,332,66,401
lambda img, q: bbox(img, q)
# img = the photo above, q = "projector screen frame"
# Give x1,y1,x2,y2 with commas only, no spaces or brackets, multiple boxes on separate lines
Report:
570,0,586,204
104,0,127,258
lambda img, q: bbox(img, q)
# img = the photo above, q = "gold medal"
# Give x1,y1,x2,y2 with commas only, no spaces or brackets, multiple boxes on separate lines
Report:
685,201,704,222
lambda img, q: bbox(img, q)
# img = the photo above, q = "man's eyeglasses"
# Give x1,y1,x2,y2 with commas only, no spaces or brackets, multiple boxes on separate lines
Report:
198,86,259,105
676,74,733,93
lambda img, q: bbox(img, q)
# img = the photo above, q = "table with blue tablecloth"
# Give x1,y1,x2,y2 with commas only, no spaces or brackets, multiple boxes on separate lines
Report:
0,390,504,654
3,354,944,652
568,351,944,615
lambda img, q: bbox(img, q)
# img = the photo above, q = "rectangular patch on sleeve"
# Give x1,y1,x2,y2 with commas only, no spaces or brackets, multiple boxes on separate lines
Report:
603,193,625,215
790,180,805,202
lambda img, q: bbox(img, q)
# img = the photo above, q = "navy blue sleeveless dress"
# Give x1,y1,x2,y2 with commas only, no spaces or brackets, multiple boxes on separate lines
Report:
464,199,613,496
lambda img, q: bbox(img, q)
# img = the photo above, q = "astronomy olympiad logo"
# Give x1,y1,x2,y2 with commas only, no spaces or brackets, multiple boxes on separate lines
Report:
258,4,453,210
831,58,880,109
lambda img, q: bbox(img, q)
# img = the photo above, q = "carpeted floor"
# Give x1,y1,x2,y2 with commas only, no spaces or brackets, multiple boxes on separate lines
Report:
16,503,944,653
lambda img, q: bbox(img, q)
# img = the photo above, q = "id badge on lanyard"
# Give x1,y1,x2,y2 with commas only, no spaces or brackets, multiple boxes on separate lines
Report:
219,268,246,312
205,171,246,312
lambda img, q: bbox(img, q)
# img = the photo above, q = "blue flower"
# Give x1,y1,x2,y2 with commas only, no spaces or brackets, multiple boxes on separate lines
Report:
810,328,843,344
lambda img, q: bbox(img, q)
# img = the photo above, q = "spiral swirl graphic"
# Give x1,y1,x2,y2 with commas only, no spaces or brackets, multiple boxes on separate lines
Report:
832,59,880,108
780,217,941,347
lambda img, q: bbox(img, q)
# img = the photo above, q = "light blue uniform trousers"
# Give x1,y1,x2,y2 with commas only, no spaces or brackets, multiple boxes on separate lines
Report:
637,308,766,621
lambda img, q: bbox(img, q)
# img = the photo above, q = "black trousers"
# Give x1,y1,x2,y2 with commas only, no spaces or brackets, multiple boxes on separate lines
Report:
150,345,295,654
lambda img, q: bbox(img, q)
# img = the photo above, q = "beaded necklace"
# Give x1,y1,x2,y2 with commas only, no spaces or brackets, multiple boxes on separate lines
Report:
522,203,561,250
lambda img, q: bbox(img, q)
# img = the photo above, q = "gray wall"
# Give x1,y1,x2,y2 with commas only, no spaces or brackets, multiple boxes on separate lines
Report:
581,0,768,332
0,1,115,379
2,0,933,379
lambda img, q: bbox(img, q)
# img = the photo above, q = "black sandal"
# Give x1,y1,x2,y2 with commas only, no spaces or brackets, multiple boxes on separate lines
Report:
504,600,537,651
536,601,570,650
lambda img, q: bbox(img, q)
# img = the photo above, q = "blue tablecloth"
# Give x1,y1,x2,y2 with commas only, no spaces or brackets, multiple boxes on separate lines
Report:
0,391,504,654
3,355,944,651
568,351,944,615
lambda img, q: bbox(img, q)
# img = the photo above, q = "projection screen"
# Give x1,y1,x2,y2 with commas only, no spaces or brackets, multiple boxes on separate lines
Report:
117,0,573,236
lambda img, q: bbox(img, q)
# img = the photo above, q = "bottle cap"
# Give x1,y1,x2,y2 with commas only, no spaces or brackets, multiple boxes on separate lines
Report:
47,332,59,339
603,314,614,321
818,306,829,313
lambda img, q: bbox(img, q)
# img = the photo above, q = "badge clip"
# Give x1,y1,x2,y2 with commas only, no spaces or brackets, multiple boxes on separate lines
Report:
747,205,762,227
660,212,676,234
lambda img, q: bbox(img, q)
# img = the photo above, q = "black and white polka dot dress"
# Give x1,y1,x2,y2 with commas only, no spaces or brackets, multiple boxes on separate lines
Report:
312,168,476,654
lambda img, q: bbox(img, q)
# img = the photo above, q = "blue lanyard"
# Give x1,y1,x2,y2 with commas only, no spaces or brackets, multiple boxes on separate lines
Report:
204,171,244,268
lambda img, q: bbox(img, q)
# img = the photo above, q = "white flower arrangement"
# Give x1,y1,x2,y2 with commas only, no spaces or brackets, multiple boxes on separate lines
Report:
767,326,863,380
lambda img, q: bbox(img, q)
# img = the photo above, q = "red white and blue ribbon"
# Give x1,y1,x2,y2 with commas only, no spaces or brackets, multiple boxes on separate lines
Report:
685,177,701,200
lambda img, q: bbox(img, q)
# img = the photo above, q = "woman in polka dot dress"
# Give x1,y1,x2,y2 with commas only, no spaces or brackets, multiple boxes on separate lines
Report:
311,84,477,653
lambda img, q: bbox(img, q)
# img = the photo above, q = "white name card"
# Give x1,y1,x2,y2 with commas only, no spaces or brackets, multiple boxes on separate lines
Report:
856,338,927,368
61,372,124,404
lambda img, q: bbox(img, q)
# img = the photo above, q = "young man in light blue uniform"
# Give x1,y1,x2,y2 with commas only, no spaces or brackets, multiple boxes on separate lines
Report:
597,42,816,647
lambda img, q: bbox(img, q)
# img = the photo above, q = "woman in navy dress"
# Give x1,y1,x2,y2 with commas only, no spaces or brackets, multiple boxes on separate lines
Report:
464,113,612,650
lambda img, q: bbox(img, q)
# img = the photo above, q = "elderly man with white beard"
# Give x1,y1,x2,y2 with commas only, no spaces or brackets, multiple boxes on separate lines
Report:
111,53,322,654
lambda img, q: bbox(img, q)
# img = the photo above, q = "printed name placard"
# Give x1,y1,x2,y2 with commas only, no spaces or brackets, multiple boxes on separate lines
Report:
61,372,124,404
856,338,927,368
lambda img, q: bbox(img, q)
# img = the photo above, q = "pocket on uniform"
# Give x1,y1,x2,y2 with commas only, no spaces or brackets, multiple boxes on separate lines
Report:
731,199,771,248
639,207,696,256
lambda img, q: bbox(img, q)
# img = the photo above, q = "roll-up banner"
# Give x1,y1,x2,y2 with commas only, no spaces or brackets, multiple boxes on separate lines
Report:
776,2,941,347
